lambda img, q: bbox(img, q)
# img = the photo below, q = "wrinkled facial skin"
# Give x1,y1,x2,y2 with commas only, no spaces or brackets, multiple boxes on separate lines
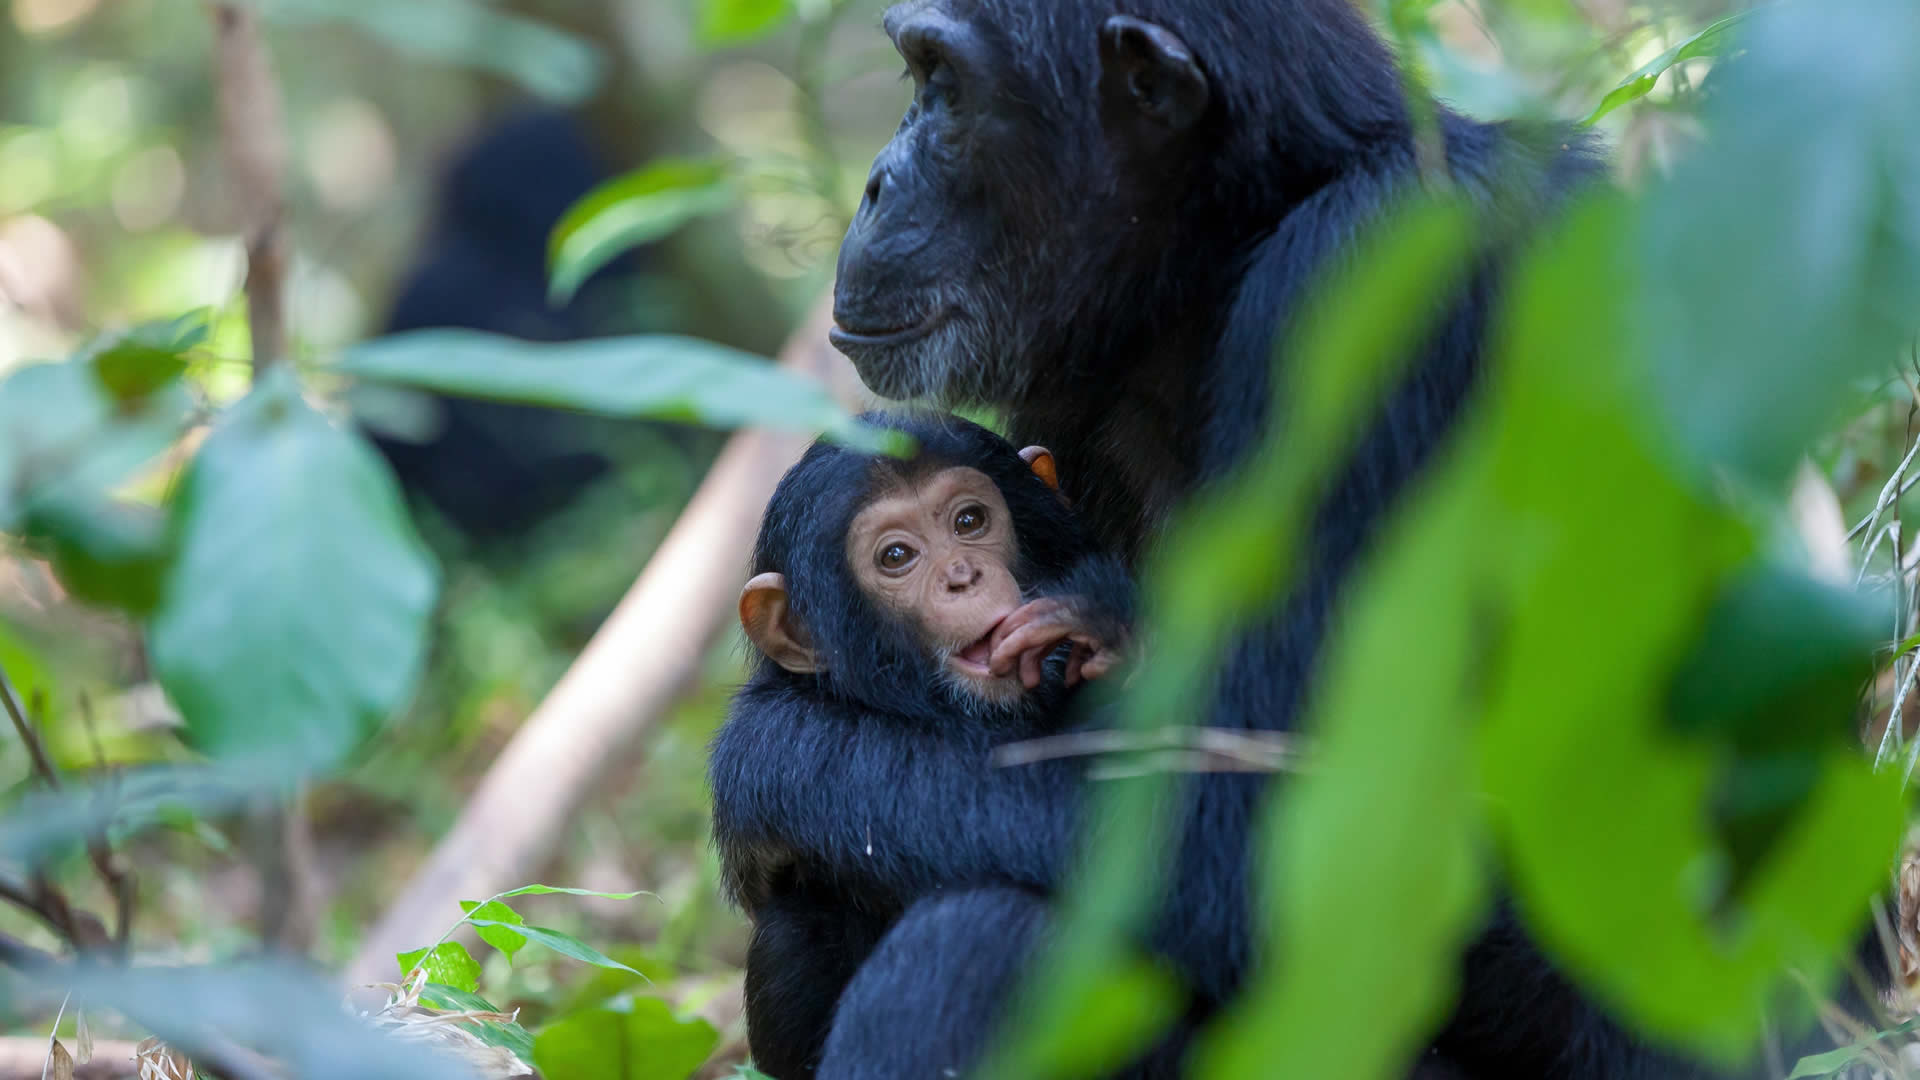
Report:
847,465,1024,698
830,1,1075,405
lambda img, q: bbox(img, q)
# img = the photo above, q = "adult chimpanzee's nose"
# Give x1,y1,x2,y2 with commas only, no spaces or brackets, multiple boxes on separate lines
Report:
861,164,889,213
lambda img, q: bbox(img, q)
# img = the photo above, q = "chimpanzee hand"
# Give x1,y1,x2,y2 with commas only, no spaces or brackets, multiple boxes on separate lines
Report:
986,597,1124,689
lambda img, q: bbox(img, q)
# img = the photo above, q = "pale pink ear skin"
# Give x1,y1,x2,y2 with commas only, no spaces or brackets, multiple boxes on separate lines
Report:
740,572,820,674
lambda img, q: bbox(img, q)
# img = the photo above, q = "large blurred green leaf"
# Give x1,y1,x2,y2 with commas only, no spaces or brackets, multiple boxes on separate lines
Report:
0,358,192,532
1481,195,1904,1058
1643,0,1920,487
12,962,477,1080
548,159,737,305
1197,449,1486,1079
533,998,718,1080
261,0,601,104
145,369,437,771
341,331,879,447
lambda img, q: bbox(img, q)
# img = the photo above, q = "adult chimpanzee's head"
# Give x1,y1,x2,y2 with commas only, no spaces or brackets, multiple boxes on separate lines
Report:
741,411,1097,721
829,0,1406,404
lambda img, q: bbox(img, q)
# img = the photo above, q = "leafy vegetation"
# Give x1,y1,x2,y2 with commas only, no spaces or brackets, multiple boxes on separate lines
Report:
0,0,1916,1077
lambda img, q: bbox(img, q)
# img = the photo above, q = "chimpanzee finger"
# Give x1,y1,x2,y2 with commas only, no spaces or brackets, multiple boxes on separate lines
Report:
990,621,1067,675
1080,651,1117,681
1065,646,1087,687
1021,643,1046,688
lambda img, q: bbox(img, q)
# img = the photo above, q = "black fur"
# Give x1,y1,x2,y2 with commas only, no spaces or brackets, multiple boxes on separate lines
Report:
371,109,649,538
813,1,1781,1077
710,411,1138,1078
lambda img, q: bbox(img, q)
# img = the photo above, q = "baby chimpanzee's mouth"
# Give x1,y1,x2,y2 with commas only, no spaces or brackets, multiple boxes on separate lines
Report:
949,616,1007,678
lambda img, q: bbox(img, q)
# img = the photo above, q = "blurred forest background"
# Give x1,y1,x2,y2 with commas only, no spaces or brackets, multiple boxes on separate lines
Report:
1,0,1918,1077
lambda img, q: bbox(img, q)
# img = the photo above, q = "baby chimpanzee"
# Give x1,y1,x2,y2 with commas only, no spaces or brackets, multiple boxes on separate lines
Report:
708,410,1135,1079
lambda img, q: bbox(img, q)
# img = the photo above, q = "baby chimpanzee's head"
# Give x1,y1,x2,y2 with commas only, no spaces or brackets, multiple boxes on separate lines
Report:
740,411,1095,721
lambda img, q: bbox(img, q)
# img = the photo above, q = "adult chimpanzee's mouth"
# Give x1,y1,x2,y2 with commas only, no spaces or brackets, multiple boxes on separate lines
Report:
830,309,949,350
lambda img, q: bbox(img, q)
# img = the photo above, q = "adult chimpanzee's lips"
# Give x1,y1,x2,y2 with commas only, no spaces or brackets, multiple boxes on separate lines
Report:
830,308,948,350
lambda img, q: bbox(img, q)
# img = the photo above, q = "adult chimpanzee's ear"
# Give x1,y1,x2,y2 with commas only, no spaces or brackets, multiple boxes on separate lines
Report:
740,572,819,674
1018,445,1059,491
1098,16,1209,135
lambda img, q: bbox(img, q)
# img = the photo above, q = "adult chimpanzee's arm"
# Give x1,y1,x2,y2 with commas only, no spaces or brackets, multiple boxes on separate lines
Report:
709,685,1084,910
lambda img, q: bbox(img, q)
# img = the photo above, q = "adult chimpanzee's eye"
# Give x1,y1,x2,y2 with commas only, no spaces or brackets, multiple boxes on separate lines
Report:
878,542,918,572
953,504,988,537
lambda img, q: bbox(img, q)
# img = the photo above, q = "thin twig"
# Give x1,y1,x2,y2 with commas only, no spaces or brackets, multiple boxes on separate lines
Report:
0,663,58,788
210,2,289,372
76,696,135,956
992,727,1309,773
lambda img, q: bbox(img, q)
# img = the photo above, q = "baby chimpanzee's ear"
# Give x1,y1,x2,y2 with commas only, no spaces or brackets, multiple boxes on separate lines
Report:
740,572,819,674
1018,446,1059,491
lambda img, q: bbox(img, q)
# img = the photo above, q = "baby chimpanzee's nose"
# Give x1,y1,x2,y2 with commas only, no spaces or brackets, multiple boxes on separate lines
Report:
944,558,981,591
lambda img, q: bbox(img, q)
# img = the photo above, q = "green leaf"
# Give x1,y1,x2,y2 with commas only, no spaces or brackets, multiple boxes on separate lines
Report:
533,998,719,1080
1642,0,1920,486
1785,1020,1920,1077
465,920,644,977
21,494,171,615
396,942,481,994
697,0,793,47
420,984,537,1061
1479,194,1905,1057
1582,13,1751,124
547,158,737,305
493,884,653,902
341,331,881,448
1197,448,1487,1079
0,358,191,531
459,899,528,965
145,369,438,771
259,0,602,104
87,309,211,403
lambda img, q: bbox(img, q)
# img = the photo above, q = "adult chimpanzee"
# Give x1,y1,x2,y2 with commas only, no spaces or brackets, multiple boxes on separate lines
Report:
371,108,653,538
710,411,1146,1080
743,0,1795,1078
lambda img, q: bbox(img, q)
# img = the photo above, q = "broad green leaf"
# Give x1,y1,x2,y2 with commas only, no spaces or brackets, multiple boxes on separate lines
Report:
1198,452,1487,1079
1002,960,1182,1079
55,962,474,1080
145,369,437,770
341,331,882,448
465,919,644,976
1481,195,1903,1057
87,308,211,403
533,999,719,1080
548,158,737,304
1582,13,1751,125
697,0,793,47
396,942,481,994
1642,0,1920,486
259,0,601,103
421,983,537,1060
460,899,528,965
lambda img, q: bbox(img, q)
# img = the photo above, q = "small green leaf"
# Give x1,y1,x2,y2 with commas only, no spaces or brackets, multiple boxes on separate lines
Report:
465,920,645,977
459,899,528,965
21,494,171,615
547,158,736,305
533,999,718,1080
87,309,211,403
145,369,438,771
1583,13,1751,124
697,0,793,47
396,942,481,994
494,884,653,902
342,331,880,448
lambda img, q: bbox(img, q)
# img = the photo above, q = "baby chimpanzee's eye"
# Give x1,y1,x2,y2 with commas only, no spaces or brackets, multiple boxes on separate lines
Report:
953,504,988,537
878,542,918,572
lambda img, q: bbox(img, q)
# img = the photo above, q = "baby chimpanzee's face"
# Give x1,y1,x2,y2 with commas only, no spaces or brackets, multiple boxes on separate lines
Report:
845,465,1024,696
